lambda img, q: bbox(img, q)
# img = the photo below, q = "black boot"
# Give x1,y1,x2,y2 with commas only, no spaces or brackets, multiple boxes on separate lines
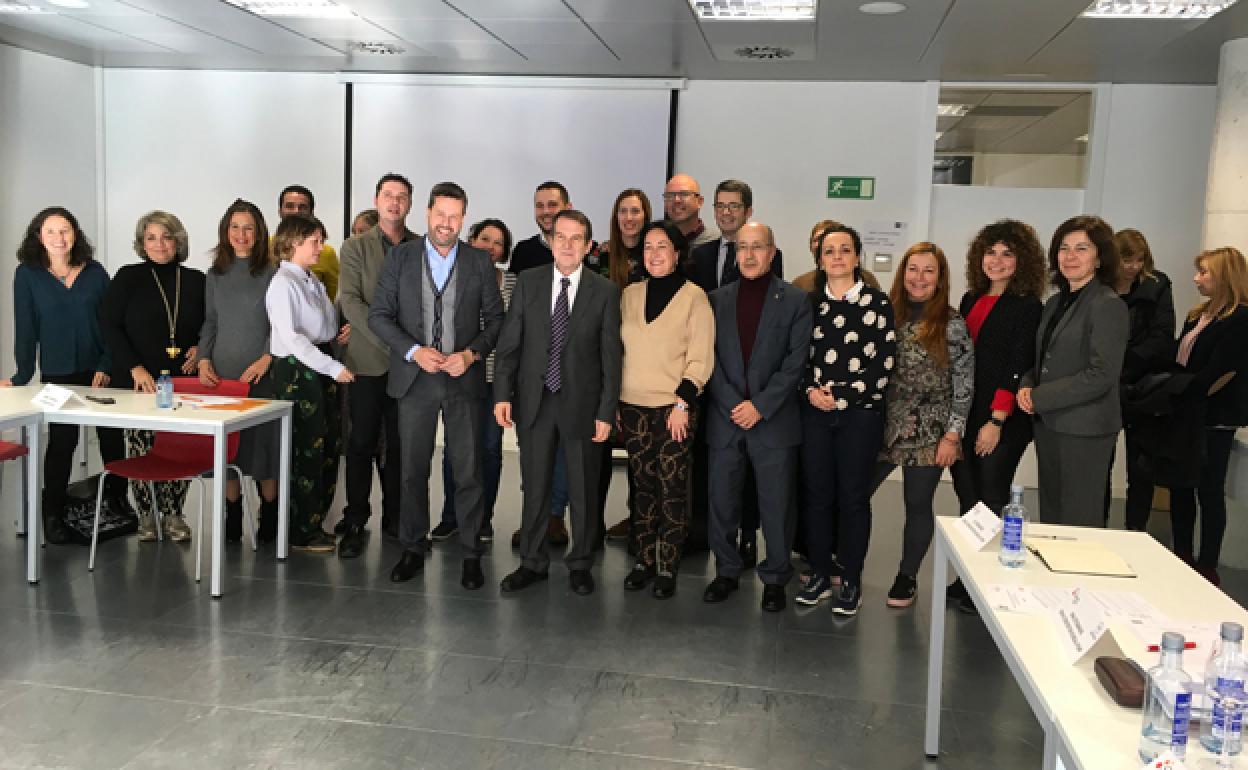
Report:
225,498,244,544
257,499,277,544
41,494,73,546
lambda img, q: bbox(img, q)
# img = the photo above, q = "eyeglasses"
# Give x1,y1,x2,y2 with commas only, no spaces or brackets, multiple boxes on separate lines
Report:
662,191,698,201
713,202,745,212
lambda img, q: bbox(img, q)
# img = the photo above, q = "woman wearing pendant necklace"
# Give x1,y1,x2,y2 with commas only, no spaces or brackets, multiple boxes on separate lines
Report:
100,210,206,544
1,207,129,544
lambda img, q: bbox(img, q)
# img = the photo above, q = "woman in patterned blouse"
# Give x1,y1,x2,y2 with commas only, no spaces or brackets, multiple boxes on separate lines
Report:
868,242,974,609
795,223,896,616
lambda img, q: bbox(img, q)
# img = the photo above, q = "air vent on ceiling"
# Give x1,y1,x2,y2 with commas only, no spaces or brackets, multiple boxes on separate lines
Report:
733,45,795,60
349,41,405,55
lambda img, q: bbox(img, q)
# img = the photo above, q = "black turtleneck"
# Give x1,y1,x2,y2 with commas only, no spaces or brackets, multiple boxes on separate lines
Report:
99,259,206,388
645,270,687,323
1039,284,1084,364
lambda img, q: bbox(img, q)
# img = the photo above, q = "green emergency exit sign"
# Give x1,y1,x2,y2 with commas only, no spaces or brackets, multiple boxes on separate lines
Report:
827,176,875,200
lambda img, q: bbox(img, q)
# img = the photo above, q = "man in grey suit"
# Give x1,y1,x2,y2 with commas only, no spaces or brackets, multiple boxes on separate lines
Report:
493,210,622,596
702,222,812,612
368,181,504,589
337,172,416,558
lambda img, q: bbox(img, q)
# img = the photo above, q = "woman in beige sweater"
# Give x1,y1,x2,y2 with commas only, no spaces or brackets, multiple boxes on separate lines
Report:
618,220,715,599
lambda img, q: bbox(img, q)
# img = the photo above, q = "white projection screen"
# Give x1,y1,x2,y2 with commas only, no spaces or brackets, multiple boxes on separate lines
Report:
348,78,675,255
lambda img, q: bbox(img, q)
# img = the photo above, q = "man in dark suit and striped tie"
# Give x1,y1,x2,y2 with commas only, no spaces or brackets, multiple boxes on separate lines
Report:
493,210,623,595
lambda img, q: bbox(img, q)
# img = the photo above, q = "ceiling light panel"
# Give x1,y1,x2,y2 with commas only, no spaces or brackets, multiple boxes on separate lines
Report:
0,2,47,12
936,103,970,117
688,0,816,21
225,0,356,19
1081,0,1239,19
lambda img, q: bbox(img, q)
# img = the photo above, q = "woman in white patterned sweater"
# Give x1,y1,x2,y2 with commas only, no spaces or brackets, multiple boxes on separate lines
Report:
796,224,896,616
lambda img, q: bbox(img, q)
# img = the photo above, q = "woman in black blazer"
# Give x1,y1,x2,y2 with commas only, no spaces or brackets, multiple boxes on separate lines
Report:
1105,229,1175,530
1169,246,1248,585
950,220,1045,517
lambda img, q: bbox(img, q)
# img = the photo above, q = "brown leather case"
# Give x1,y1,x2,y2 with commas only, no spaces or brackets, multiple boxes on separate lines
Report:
1095,656,1146,708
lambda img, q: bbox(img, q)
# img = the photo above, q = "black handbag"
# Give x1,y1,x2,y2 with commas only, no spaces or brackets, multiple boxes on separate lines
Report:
61,474,139,545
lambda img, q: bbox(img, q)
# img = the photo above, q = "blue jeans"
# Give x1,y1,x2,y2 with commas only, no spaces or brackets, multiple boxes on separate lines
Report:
441,398,505,525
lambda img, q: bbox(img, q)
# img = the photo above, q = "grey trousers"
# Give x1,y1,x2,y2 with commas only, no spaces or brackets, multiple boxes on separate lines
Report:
1033,420,1116,528
515,388,601,573
707,433,797,585
396,375,484,557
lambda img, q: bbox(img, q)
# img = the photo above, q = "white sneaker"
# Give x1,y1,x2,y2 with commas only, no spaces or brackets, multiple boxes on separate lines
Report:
164,514,192,543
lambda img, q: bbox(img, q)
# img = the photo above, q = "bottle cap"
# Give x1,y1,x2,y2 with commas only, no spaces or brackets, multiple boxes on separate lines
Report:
1161,632,1186,651
160,370,170,375
1222,622,1244,643
1010,484,1024,495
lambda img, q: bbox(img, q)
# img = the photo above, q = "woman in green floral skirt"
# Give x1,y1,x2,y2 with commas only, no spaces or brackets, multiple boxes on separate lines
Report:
265,215,353,552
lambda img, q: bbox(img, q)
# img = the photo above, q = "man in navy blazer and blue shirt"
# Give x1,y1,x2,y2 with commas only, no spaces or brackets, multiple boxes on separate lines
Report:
702,221,812,612
688,180,783,566
493,209,622,596
368,182,504,590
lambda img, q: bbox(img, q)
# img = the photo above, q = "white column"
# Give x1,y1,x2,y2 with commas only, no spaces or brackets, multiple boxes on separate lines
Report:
1208,38,1248,569
1204,37,1248,250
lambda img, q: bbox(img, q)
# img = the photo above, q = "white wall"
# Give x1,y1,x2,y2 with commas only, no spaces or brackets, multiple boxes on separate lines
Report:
673,80,938,276
100,70,346,274
0,44,99,387
1094,83,1217,318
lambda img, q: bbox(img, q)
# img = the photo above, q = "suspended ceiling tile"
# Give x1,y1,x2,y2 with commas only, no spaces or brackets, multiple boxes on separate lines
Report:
416,39,522,60
371,17,493,43
565,0,694,23
449,0,576,22
479,19,601,46
344,0,466,20
516,41,619,63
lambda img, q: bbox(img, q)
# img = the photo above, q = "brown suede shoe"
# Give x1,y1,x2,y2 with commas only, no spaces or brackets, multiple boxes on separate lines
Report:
547,516,569,546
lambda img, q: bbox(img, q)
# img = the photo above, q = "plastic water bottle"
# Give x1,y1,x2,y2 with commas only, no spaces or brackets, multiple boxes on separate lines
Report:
998,484,1027,568
1202,622,1246,755
155,370,174,409
1139,631,1195,762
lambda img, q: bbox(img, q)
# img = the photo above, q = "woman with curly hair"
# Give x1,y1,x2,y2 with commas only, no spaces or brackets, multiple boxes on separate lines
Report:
949,220,1046,518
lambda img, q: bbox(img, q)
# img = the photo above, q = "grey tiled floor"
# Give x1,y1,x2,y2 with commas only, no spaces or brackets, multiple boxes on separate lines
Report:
0,453,1239,769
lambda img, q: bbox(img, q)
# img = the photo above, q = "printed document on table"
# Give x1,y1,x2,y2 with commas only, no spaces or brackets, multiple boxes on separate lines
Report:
984,584,1079,614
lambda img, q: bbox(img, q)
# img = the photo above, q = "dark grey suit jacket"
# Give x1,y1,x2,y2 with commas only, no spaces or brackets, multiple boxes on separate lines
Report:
1021,280,1128,436
706,275,813,449
493,266,622,438
367,235,504,400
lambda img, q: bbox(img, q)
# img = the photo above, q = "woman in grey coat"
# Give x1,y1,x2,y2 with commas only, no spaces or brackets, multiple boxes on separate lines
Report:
1018,215,1128,527
197,199,280,543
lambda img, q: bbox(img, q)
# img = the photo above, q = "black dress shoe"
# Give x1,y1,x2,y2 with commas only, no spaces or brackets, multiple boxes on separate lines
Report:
41,509,73,546
381,519,400,540
461,558,485,590
389,549,424,582
569,569,595,596
761,584,786,613
500,566,548,593
702,576,739,603
623,563,656,591
652,573,676,600
739,540,758,570
337,522,365,559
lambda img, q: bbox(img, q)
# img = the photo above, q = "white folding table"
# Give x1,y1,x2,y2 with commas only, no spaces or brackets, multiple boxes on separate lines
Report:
924,516,1248,769
34,386,293,598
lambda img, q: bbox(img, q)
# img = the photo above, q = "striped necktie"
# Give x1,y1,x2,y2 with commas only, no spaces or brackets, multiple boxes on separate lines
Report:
545,276,570,392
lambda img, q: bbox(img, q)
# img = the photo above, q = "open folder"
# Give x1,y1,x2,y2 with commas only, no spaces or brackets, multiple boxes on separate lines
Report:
1024,538,1137,578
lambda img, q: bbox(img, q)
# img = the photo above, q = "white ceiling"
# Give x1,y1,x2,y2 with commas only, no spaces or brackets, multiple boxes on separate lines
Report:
936,89,1092,154
0,0,1245,83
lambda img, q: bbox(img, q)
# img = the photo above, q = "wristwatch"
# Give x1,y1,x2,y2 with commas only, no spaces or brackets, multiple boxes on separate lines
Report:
674,401,689,412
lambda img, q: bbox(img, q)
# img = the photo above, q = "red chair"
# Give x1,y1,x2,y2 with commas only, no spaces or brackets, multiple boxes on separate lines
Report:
89,378,252,582
0,440,30,536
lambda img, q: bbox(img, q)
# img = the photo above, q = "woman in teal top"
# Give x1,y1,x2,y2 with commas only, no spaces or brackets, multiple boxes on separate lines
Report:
1,207,128,543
